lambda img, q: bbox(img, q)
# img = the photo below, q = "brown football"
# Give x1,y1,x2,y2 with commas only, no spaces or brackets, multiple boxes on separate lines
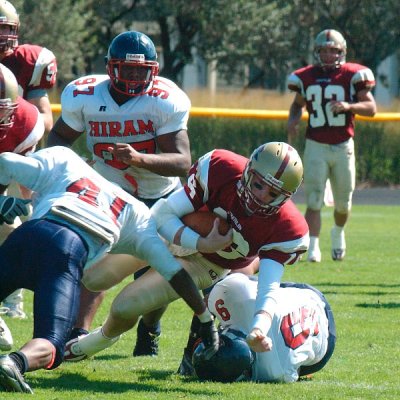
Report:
181,211,230,236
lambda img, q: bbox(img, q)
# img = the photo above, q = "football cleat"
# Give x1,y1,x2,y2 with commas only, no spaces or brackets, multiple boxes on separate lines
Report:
307,246,321,263
0,315,13,351
3,289,27,319
68,327,89,341
3,302,26,319
0,355,33,394
331,227,346,261
133,318,160,357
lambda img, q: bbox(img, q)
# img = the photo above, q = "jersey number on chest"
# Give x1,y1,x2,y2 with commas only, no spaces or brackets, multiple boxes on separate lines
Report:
306,84,346,128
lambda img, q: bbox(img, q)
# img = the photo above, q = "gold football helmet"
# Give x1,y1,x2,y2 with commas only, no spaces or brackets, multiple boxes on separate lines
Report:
0,1,19,52
237,142,303,216
314,29,346,69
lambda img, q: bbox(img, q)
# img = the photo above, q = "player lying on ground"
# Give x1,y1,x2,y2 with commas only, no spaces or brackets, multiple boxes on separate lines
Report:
192,273,336,382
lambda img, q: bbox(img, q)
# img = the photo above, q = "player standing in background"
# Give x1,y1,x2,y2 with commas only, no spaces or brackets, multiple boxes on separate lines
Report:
287,29,376,263
64,142,309,377
193,273,336,383
47,31,191,357
0,146,217,394
0,0,57,319
0,0,57,133
0,63,44,350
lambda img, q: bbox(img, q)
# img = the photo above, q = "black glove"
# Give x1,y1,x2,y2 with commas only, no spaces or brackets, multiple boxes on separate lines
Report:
198,319,219,360
0,195,31,225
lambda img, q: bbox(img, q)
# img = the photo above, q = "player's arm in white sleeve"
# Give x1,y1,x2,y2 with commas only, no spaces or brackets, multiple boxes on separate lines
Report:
246,258,284,353
133,215,214,325
47,80,85,147
151,187,198,248
0,152,44,189
0,152,43,224
151,187,232,253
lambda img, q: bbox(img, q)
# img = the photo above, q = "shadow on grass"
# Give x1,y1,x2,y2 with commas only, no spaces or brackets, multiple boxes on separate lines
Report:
312,282,400,289
356,302,400,309
32,371,222,395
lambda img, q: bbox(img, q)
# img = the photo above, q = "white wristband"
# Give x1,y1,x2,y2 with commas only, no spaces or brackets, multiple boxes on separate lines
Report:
252,313,270,336
180,227,200,250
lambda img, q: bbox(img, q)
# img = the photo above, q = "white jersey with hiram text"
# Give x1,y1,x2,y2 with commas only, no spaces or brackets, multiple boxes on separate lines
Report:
60,74,191,199
0,146,183,279
208,273,330,382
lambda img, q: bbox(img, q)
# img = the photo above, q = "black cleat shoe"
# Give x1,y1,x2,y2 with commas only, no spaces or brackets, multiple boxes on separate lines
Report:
177,351,195,376
68,327,89,341
133,318,160,357
0,355,33,394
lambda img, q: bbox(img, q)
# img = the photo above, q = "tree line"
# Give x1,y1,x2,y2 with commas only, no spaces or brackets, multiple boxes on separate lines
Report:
13,0,400,91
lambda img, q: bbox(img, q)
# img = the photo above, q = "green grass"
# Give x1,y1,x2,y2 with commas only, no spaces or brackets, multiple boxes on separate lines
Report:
2,204,400,399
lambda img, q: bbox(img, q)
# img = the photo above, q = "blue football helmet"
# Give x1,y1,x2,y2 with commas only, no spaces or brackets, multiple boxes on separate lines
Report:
192,333,254,382
105,31,159,96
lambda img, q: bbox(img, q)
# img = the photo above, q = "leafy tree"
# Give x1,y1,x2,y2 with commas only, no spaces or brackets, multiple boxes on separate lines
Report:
9,0,400,92
12,0,97,86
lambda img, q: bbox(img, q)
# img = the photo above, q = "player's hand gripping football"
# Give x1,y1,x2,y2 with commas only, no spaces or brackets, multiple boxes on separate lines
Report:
197,218,233,253
199,319,219,359
0,195,31,225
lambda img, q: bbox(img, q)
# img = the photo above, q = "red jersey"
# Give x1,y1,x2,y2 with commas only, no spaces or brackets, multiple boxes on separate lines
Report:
183,149,309,269
287,63,375,144
1,44,57,98
0,97,44,155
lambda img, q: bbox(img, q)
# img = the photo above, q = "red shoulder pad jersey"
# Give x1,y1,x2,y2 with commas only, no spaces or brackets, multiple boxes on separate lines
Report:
183,149,309,270
0,97,44,155
2,44,57,98
287,63,375,144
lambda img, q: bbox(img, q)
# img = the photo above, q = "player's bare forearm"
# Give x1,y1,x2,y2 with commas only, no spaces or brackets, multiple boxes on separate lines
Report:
109,144,191,177
287,99,304,142
168,268,207,315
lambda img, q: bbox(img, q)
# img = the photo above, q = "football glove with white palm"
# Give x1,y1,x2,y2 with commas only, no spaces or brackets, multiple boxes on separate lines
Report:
0,195,31,225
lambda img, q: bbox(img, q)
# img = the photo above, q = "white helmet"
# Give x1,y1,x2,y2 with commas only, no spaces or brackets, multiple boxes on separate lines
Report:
314,29,347,69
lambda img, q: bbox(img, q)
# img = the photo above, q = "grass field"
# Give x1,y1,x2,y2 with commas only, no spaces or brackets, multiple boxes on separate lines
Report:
2,203,400,399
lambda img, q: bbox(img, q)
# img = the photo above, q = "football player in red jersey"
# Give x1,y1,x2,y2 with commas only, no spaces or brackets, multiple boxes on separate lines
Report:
47,31,192,357
0,63,44,345
63,142,310,376
0,0,57,133
287,29,376,263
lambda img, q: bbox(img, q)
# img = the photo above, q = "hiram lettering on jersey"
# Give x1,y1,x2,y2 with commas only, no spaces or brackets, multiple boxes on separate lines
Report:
88,119,154,137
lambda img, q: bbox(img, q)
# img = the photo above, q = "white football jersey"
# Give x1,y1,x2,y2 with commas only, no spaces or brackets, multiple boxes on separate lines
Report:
0,146,183,279
208,273,330,382
60,74,191,198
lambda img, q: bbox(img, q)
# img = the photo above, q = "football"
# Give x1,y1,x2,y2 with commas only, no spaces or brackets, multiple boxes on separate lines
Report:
181,211,230,236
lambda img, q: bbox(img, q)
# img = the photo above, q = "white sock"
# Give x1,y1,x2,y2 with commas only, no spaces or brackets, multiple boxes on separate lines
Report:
78,326,120,357
332,225,344,235
309,236,320,250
